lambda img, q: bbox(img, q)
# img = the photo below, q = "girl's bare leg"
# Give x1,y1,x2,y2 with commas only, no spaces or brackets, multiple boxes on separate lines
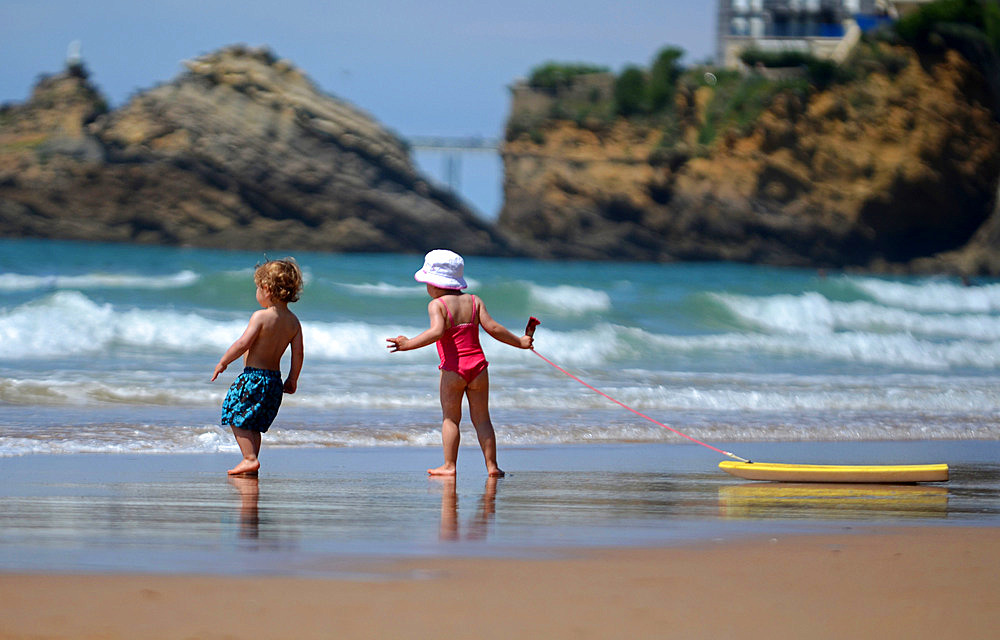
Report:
429,371,466,476
467,370,504,477
228,426,261,476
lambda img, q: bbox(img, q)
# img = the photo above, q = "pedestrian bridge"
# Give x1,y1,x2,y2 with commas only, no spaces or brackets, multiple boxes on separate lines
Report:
407,136,500,152
406,136,503,216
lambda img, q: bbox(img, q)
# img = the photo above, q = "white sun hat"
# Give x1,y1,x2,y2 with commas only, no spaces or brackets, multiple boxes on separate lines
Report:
413,249,468,290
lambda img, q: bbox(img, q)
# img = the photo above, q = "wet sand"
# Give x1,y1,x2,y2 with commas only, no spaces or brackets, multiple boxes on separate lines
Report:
1,442,999,638
2,526,998,639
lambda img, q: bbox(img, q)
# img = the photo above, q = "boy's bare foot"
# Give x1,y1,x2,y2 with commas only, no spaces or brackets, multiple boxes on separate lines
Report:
228,459,260,476
488,467,505,478
428,464,457,476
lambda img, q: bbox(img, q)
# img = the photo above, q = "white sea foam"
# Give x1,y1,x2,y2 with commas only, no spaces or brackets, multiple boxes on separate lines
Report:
5,291,998,370
0,291,117,358
646,328,1000,370
0,291,423,361
7,363,997,417
527,283,611,314
0,270,200,292
0,291,245,358
336,281,426,297
0,373,228,406
0,290,615,364
1,412,994,457
713,292,1000,340
502,377,1000,413
850,277,1000,313
337,277,481,296
0,421,451,456
0,423,241,457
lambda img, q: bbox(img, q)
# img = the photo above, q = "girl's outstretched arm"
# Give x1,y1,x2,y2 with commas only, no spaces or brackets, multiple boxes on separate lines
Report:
386,299,448,352
479,299,533,349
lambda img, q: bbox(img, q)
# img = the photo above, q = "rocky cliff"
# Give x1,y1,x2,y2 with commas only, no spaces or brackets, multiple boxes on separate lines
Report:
0,45,512,255
498,44,1000,275
4,41,999,275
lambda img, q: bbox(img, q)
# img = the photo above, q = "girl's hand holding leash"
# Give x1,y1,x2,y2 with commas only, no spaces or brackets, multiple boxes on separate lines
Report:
522,317,540,349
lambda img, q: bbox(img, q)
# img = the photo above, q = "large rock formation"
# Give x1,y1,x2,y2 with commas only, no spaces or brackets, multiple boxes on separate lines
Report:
0,45,513,255
4,41,999,275
498,45,1000,275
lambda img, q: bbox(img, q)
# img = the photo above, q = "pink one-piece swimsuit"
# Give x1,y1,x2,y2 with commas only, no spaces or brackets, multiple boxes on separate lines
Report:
436,295,489,383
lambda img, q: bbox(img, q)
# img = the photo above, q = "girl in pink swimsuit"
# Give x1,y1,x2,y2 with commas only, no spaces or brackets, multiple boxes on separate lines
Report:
386,250,534,477
436,294,488,383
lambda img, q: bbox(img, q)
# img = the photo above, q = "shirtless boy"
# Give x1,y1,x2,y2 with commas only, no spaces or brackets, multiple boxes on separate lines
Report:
212,258,304,476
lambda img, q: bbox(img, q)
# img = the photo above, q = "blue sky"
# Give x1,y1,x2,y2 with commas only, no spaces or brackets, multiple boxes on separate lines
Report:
0,1,717,216
1,1,716,137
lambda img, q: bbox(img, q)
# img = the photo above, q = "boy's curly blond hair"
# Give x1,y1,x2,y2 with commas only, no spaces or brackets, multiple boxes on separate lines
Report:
254,258,303,303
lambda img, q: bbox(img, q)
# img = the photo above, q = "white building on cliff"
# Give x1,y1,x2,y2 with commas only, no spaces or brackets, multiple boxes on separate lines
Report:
716,0,938,68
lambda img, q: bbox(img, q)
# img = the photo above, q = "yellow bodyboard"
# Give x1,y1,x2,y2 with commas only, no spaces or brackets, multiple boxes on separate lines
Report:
719,460,949,483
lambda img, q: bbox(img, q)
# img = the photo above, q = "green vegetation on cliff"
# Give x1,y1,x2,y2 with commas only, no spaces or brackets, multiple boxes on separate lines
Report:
896,0,1000,53
527,62,610,91
613,47,686,117
510,44,839,150
500,0,1000,274
509,0,999,150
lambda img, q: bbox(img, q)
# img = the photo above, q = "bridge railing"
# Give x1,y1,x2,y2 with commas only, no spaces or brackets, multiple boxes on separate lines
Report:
407,136,501,151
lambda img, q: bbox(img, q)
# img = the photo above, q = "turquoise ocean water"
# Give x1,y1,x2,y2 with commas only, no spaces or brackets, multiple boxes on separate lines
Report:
3,238,1000,572
1,237,998,458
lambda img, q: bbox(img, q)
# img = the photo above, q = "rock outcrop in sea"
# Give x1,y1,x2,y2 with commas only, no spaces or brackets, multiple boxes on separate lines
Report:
0,45,512,255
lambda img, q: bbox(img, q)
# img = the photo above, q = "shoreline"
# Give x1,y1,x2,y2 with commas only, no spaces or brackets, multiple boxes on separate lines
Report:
1,442,997,576
1,525,997,639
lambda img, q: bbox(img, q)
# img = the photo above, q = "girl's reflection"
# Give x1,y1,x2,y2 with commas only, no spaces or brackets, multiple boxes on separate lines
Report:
434,476,498,541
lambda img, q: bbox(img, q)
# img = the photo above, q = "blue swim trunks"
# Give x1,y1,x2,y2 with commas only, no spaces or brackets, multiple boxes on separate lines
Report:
221,367,283,433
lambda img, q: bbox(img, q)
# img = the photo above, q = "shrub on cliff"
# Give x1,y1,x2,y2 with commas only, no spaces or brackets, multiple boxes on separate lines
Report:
528,62,610,92
844,39,911,79
739,49,813,68
612,47,687,117
895,0,1000,54
648,47,685,112
739,48,843,89
614,66,648,116
697,73,810,145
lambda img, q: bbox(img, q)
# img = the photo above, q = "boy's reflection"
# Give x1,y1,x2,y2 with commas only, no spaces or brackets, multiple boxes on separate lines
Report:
434,476,498,541
228,475,260,539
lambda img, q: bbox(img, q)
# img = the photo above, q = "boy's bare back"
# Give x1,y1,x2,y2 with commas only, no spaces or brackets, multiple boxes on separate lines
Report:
244,305,301,372
211,258,305,392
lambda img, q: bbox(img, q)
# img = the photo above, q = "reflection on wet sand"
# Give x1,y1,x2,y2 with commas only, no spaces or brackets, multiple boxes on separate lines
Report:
434,477,498,541
228,476,260,539
719,483,949,519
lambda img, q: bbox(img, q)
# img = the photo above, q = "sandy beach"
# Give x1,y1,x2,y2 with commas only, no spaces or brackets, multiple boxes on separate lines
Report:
1,526,997,639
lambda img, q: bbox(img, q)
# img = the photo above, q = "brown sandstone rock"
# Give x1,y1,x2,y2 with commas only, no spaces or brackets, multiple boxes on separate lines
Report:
0,45,515,256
